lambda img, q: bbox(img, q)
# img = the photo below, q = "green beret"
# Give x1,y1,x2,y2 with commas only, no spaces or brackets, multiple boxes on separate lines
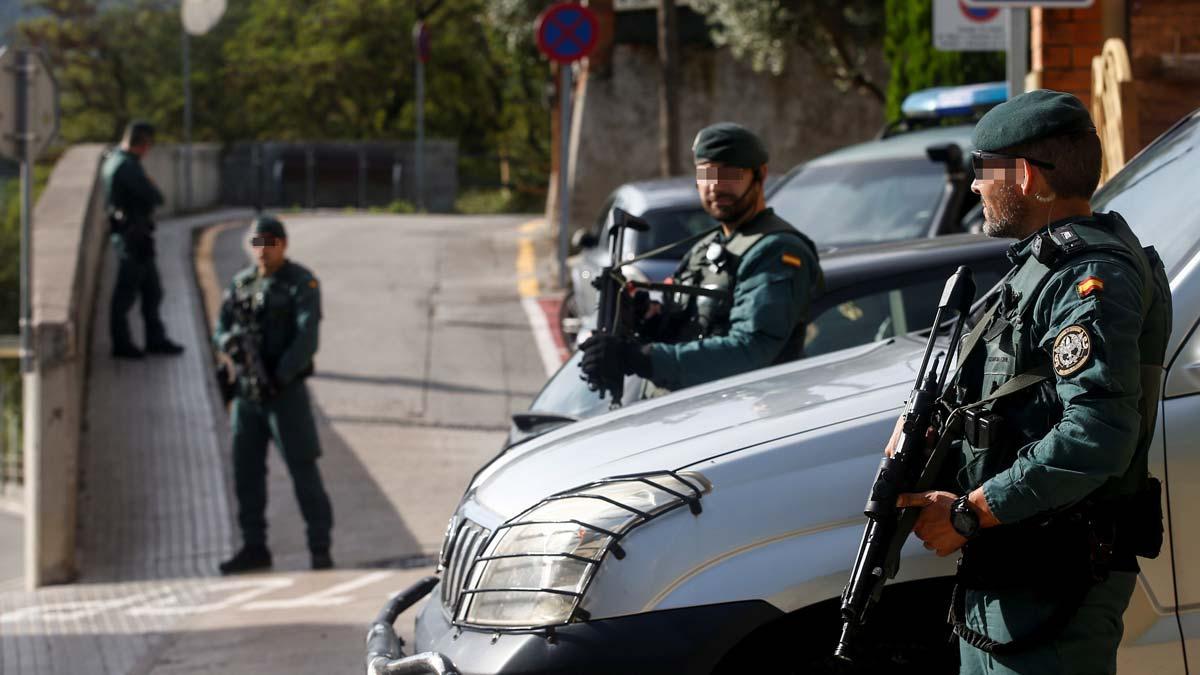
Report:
972,89,1096,152
251,215,287,240
692,122,768,168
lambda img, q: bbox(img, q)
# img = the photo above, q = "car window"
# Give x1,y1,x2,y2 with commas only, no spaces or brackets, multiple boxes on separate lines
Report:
1092,114,1200,278
769,158,947,246
637,208,717,259
529,351,612,419
805,265,1007,358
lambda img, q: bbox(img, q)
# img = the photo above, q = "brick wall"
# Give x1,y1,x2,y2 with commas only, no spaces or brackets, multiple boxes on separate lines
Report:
1129,0,1200,148
1031,5,1105,109
1032,0,1200,155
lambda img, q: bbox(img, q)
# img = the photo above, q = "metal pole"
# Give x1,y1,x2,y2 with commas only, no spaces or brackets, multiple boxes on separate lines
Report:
182,30,193,212
16,49,33,376
415,52,425,211
558,63,572,289
1005,9,1029,98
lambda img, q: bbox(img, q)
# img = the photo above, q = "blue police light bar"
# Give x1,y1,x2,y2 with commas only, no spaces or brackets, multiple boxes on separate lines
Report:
901,82,1007,120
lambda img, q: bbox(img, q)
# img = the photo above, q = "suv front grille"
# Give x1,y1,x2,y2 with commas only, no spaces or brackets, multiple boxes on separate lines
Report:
441,519,490,611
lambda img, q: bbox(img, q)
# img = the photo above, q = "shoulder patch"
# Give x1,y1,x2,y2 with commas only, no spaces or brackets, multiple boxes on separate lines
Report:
781,253,804,268
1076,276,1104,298
308,279,318,289
1052,324,1093,376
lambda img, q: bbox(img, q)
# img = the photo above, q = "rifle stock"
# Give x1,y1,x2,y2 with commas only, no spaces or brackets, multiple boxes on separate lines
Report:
834,266,975,662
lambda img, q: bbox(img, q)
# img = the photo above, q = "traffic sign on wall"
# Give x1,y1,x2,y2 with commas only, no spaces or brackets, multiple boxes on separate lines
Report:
536,3,599,64
935,0,1007,52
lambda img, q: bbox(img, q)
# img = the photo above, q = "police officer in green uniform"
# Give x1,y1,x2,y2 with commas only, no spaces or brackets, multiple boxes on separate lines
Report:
214,216,334,573
895,90,1171,674
579,122,822,394
102,121,184,358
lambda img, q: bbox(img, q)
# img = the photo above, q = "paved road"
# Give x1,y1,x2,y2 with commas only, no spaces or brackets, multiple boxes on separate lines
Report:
0,212,556,675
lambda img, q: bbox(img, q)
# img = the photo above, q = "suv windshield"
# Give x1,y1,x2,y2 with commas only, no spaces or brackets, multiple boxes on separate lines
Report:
770,158,946,246
1092,113,1200,278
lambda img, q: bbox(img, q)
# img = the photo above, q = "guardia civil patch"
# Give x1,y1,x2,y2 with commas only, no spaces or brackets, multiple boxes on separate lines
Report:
1052,324,1093,376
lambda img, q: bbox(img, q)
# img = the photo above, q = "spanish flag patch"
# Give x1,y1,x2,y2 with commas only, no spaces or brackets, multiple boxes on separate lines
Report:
781,253,803,268
1076,276,1104,298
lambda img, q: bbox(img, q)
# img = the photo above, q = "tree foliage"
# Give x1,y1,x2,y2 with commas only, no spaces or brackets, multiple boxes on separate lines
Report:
18,0,551,196
883,0,1006,122
689,0,886,102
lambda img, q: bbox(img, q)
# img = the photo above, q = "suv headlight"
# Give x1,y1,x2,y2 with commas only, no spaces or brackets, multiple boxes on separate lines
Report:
453,471,709,629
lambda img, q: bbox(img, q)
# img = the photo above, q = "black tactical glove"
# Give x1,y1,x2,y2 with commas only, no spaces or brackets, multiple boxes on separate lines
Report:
579,334,654,383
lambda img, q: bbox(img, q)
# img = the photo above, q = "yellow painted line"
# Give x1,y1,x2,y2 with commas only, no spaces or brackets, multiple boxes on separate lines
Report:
516,218,544,298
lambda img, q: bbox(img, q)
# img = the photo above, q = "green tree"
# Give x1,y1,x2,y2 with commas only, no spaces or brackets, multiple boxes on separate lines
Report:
884,0,1005,122
689,0,886,102
20,0,248,143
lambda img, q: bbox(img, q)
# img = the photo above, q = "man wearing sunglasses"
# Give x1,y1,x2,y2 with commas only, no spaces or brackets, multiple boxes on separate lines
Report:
893,90,1171,674
580,122,822,396
213,216,334,574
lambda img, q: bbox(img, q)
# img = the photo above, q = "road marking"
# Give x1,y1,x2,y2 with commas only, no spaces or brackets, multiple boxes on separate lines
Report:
241,570,393,610
523,298,563,378
515,218,563,377
129,577,294,617
517,219,542,298
0,587,179,623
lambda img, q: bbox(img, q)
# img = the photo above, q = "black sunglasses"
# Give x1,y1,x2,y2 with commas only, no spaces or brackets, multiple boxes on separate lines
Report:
251,236,281,247
971,150,1056,173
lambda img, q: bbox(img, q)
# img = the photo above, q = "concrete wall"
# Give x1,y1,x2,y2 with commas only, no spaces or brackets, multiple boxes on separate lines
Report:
563,42,887,241
141,143,223,215
22,142,222,587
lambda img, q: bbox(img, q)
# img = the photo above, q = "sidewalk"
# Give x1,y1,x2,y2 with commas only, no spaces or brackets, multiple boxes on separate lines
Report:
0,209,252,674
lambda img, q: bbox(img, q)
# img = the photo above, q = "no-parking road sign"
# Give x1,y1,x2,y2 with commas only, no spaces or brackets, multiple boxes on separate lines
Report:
536,3,599,64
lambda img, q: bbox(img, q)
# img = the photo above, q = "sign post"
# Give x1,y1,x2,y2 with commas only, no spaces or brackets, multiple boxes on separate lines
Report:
535,3,598,289
414,21,430,211
181,0,226,213
965,0,1096,96
0,46,59,376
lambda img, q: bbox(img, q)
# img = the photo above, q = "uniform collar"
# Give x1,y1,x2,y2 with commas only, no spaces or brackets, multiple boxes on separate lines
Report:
1005,214,1100,265
726,207,774,240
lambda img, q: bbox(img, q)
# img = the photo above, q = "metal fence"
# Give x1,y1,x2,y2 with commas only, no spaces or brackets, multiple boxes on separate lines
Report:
0,337,20,492
219,140,460,213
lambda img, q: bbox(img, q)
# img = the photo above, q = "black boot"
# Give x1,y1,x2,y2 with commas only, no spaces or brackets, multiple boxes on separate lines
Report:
311,549,334,570
145,338,185,355
112,343,145,359
219,545,273,575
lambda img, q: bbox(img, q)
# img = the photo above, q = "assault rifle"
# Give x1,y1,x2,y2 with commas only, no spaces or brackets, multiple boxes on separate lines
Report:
834,265,976,662
585,207,650,407
217,295,277,403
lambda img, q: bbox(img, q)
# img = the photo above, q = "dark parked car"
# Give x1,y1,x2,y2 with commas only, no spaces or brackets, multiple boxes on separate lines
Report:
509,232,1013,448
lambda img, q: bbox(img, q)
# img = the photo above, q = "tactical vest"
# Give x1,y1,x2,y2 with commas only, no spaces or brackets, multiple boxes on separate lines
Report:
231,263,316,381
953,212,1170,504
670,213,818,363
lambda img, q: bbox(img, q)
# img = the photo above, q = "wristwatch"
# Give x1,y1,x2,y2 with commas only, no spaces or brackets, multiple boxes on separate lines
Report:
950,495,981,539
